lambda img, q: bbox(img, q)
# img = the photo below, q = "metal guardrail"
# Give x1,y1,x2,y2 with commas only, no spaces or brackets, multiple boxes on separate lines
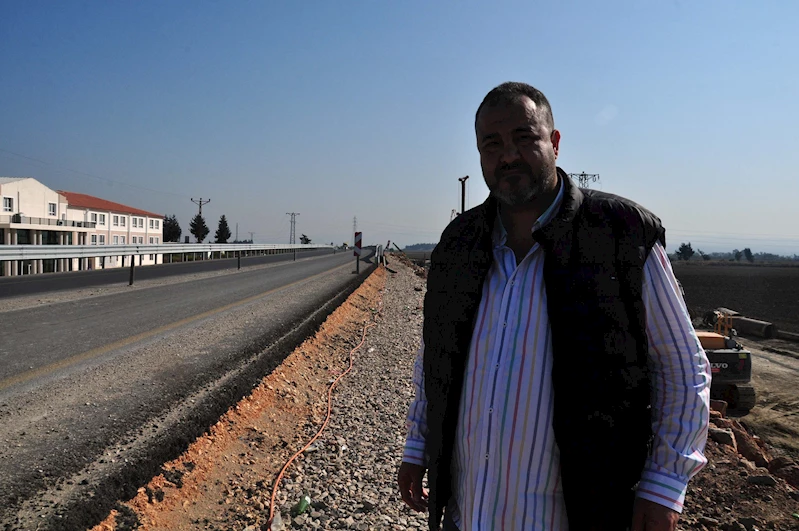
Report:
0,243,334,261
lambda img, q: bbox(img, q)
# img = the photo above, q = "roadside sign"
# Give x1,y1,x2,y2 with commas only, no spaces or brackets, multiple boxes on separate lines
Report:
354,232,362,257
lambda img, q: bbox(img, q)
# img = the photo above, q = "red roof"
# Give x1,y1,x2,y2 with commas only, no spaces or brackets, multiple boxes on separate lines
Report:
57,191,162,218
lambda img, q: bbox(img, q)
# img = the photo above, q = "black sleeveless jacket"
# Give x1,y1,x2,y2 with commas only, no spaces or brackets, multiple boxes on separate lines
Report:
422,169,665,530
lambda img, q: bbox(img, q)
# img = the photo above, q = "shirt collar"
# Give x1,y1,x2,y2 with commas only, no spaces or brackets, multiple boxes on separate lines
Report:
493,177,565,248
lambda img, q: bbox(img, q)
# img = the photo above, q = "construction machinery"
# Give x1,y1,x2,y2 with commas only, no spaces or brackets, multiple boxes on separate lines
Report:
697,311,757,411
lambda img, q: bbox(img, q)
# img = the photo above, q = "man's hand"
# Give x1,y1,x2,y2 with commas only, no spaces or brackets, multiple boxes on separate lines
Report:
397,461,428,513
631,497,679,531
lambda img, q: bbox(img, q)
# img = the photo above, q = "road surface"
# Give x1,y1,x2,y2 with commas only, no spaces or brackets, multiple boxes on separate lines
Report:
0,251,370,530
0,247,335,298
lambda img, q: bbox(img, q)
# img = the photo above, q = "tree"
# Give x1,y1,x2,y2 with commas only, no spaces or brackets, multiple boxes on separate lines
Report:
698,249,711,261
299,233,311,244
215,215,232,243
743,248,754,263
163,214,182,242
676,242,694,261
189,214,210,243
733,249,743,261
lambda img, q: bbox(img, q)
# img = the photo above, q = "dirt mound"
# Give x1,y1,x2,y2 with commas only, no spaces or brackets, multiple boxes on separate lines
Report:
681,402,799,529
385,251,427,279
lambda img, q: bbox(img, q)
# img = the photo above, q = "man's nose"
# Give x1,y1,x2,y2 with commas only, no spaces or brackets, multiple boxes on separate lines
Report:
500,141,520,164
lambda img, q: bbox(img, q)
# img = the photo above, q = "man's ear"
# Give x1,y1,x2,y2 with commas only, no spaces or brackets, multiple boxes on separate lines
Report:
551,129,561,158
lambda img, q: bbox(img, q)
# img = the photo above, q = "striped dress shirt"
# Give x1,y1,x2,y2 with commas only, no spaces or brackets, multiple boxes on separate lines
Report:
403,187,711,530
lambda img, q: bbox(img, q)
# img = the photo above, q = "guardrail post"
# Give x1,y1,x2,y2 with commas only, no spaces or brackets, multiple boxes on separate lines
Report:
237,250,241,270
293,248,296,261
129,255,135,286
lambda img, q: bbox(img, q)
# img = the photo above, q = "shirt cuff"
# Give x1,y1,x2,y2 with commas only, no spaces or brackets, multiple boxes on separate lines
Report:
402,438,427,467
635,468,689,513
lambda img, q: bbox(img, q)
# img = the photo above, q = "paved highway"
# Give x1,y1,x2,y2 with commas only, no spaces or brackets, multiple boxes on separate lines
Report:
0,247,335,298
0,252,370,530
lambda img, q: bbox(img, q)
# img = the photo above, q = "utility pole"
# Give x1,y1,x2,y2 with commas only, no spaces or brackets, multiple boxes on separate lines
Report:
569,172,601,189
235,223,238,242
191,197,211,217
352,216,357,246
458,176,469,214
248,231,254,243
286,212,300,244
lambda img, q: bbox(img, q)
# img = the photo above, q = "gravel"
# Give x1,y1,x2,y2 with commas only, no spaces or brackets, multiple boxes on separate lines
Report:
273,260,428,530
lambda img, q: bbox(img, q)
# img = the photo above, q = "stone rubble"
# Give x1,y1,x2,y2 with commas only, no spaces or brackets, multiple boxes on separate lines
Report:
273,259,429,529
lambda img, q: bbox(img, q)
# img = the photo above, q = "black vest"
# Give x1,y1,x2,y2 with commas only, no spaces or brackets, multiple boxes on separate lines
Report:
422,169,665,530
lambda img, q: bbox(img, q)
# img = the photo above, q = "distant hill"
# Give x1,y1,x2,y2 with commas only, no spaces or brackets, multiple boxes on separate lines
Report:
404,243,437,251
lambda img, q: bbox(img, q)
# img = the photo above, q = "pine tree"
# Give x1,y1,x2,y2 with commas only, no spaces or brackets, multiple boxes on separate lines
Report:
163,214,182,242
189,214,210,243
215,215,232,243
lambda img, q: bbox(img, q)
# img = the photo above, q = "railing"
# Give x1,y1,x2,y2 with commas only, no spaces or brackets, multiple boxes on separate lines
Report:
0,243,334,261
0,215,96,228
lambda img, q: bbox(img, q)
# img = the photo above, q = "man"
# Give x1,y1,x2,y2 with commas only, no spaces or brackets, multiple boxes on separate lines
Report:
397,82,710,531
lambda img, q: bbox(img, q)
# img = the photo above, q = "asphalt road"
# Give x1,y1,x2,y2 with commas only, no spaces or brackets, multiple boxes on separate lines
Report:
0,252,371,530
0,247,336,298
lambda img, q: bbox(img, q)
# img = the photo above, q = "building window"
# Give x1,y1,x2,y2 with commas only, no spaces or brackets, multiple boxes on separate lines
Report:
120,236,126,244
120,217,126,227
149,237,154,244
99,235,106,245
91,234,97,245
113,235,119,245
113,215,119,227
91,213,97,223
155,237,159,244
3,197,13,212
155,220,160,230
99,214,106,225
48,203,56,216
149,219,154,229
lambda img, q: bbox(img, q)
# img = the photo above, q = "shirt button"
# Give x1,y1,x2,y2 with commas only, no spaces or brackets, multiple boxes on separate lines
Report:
485,454,489,460
502,322,507,328
489,408,493,414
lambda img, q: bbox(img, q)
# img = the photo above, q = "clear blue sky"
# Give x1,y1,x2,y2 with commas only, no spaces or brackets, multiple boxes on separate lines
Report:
1,1,797,253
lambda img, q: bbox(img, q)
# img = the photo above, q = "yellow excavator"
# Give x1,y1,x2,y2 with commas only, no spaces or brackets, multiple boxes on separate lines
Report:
696,312,757,411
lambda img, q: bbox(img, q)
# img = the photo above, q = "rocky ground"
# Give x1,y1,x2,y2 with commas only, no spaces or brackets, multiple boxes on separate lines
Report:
88,255,799,531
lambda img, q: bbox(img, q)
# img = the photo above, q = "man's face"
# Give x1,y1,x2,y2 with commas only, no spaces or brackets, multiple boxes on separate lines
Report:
476,96,561,207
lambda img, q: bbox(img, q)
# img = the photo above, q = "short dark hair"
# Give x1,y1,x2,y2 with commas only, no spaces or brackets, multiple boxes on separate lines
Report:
475,82,554,130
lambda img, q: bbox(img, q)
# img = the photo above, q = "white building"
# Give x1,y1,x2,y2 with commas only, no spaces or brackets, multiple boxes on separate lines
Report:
59,190,164,270
0,177,164,276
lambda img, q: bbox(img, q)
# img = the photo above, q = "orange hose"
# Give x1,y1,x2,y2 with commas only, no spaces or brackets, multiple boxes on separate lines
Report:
267,318,378,529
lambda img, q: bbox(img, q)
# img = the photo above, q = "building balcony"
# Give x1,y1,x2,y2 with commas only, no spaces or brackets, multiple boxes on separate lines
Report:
0,215,96,229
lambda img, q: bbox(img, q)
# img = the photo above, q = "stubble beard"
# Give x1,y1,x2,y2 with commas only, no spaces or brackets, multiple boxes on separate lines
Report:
489,163,556,207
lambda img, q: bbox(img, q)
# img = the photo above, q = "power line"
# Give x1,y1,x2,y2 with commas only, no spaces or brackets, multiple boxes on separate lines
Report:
0,147,187,198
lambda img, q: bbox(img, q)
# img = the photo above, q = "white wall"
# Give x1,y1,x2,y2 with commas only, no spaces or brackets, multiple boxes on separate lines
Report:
0,178,64,219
